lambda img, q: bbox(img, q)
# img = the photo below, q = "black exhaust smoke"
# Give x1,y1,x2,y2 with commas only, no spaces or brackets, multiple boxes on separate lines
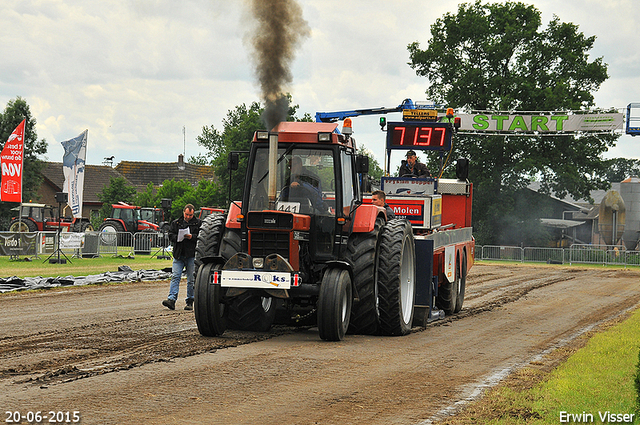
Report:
246,0,310,129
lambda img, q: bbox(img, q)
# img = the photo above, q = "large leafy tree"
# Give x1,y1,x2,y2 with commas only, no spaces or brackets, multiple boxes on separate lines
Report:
191,97,311,207
602,158,640,183
408,1,615,245
0,97,48,228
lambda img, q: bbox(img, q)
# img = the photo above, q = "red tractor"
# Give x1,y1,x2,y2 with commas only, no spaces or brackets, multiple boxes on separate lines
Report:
195,207,225,221
140,206,170,233
98,203,160,247
193,117,474,341
9,203,93,233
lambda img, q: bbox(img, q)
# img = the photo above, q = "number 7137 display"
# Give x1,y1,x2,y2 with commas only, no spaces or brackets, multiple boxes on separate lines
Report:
386,122,452,151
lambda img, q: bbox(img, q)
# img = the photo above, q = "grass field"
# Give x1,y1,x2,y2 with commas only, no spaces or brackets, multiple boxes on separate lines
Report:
0,253,173,279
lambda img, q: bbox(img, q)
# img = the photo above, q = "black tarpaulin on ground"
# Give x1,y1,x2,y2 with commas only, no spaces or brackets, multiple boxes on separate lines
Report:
0,266,173,293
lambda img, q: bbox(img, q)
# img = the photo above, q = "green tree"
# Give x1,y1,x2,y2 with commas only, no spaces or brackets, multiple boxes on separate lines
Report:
603,158,640,182
408,1,614,245
135,182,157,208
95,176,137,228
0,97,48,228
357,145,384,181
191,97,310,207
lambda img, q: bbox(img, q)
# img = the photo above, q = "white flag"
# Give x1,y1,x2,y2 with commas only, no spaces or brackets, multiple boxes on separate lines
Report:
61,130,88,218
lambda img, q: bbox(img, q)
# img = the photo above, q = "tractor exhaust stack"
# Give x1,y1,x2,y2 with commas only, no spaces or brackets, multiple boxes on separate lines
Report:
268,133,278,210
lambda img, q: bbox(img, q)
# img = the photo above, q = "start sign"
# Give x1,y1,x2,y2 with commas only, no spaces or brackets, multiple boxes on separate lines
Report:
455,112,623,133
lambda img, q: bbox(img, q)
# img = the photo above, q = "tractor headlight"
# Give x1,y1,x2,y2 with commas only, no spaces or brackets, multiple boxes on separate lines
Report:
318,132,332,142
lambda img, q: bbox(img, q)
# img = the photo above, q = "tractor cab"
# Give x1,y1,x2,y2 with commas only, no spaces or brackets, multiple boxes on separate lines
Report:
238,121,366,279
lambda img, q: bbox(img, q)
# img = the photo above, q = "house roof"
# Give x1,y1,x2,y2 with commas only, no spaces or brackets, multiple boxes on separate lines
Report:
540,218,585,229
40,162,128,203
527,181,623,206
114,158,215,191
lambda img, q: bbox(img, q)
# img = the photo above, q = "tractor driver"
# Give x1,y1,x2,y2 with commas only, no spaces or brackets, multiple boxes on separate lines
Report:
398,150,431,178
281,156,325,211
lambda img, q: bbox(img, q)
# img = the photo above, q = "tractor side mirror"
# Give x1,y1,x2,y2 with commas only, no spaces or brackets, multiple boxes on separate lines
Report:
355,155,369,174
456,158,469,181
228,152,239,171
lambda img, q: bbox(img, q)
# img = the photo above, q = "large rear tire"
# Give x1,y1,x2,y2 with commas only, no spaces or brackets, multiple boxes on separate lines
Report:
9,219,37,233
195,213,227,269
377,219,416,336
99,220,125,246
318,268,352,341
346,217,383,335
194,263,227,337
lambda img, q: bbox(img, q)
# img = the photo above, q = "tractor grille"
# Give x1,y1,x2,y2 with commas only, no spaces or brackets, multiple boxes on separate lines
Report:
247,211,293,229
250,231,290,259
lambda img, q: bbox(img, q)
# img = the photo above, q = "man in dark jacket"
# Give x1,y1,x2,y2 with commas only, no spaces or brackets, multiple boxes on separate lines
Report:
372,190,395,220
398,150,431,177
162,204,202,311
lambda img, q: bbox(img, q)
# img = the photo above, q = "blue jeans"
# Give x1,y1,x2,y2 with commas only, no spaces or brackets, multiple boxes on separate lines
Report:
168,257,195,302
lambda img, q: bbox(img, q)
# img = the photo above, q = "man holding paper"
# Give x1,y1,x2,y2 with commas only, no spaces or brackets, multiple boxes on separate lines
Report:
163,204,202,311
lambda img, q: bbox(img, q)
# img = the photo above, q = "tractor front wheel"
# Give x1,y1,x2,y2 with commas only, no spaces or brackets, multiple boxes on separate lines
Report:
317,268,352,341
194,263,227,337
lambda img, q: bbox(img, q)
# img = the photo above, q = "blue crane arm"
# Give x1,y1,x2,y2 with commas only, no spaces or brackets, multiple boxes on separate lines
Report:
315,99,417,122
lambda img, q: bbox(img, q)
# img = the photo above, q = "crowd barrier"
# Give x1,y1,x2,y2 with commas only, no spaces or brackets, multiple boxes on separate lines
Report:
0,231,171,259
476,244,640,267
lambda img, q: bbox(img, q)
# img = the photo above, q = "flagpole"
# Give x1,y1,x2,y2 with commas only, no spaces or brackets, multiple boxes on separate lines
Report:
18,117,26,234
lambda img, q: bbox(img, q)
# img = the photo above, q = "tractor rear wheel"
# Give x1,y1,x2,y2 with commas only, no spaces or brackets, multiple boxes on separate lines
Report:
377,219,416,336
99,220,125,246
9,219,37,233
195,213,226,269
318,268,352,341
194,263,227,337
346,217,383,335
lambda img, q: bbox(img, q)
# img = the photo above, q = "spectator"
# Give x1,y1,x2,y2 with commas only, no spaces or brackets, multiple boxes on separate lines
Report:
162,204,202,311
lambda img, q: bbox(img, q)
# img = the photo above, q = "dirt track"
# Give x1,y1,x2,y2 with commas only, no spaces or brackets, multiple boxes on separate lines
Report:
1,263,639,425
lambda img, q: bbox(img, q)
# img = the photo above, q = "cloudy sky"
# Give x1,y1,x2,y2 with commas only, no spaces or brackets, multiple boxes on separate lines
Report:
1,0,639,171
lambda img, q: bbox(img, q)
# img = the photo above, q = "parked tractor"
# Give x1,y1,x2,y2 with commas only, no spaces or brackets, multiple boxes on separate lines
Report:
193,114,474,341
98,203,161,248
140,207,170,233
195,207,225,221
9,203,93,233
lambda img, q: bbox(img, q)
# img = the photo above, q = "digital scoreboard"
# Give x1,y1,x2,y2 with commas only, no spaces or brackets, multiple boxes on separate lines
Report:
386,122,452,151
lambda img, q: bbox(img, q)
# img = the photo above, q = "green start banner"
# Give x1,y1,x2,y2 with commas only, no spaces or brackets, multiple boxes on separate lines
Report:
456,112,623,133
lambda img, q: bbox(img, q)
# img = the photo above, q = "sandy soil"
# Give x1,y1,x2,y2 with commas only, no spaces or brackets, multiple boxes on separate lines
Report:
1,263,639,425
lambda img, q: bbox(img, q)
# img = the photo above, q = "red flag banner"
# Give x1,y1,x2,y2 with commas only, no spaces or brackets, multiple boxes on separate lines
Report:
1,119,26,203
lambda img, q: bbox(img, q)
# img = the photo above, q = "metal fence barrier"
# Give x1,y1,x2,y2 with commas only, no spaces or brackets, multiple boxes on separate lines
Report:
476,244,639,267
0,230,171,259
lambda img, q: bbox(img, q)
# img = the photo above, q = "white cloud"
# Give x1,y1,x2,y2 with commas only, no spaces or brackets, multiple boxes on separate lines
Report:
0,0,638,171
